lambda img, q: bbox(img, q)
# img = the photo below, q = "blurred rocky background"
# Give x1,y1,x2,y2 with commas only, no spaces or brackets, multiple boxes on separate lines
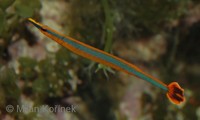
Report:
0,0,199,120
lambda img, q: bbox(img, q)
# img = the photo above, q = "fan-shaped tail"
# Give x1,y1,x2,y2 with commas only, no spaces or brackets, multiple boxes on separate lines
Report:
167,82,185,104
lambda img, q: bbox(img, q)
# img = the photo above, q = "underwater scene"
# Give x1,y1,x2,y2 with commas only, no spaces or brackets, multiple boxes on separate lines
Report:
0,0,199,120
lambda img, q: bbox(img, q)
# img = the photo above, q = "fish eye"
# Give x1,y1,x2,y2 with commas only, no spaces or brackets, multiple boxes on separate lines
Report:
40,27,47,32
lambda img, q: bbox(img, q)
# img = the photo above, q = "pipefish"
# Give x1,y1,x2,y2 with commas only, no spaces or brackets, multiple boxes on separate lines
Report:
28,18,185,104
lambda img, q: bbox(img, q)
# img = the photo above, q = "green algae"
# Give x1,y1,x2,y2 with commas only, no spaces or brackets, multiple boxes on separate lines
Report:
14,0,41,18
0,67,20,114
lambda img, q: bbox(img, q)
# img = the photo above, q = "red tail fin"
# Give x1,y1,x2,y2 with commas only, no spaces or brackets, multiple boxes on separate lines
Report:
167,82,185,104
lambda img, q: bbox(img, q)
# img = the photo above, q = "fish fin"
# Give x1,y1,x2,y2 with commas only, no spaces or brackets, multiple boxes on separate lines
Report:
166,82,185,104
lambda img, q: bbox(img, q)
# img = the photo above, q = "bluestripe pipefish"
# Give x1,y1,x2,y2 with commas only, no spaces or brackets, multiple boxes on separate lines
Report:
28,18,185,104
